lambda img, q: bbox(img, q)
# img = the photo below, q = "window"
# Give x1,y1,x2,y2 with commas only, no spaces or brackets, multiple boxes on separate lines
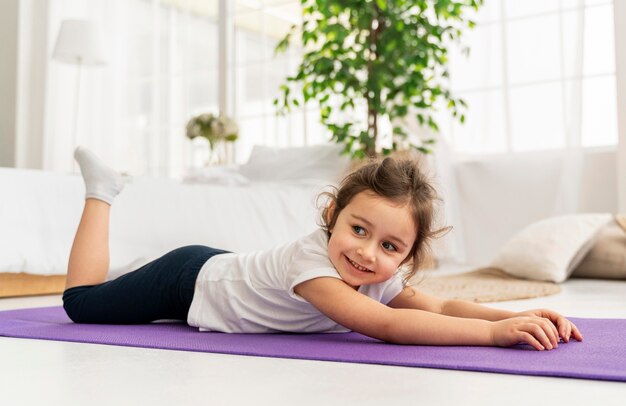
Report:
231,0,328,163
45,0,315,176
443,0,617,155
123,0,220,176
42,0,618,176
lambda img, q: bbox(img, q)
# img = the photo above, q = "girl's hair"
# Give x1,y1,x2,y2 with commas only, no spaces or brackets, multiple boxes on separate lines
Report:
319,157,449,285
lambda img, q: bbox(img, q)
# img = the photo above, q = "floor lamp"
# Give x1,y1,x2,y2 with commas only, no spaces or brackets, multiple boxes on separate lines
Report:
52,20,106,170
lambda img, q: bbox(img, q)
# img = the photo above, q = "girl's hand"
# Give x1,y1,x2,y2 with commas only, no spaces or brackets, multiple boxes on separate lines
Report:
515,308,583,343
490,316,564,351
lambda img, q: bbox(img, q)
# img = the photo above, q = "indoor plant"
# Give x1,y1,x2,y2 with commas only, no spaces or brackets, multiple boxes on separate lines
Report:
275,0,482,159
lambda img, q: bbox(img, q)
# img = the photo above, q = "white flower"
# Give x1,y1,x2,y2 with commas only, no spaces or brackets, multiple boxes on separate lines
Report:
186,112,239,147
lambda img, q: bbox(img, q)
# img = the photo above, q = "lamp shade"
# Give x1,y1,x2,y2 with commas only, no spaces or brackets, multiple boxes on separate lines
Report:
52,20,106,66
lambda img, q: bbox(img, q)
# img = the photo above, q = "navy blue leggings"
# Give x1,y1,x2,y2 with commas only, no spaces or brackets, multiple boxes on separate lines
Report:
63,245,228,324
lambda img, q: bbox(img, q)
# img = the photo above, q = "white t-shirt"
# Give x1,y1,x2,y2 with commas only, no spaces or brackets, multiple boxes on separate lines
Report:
187,229,403,333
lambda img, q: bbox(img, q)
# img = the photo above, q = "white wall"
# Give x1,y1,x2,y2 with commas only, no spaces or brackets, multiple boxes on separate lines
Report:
453,149,617,265
614,0,626,213
15,0,48,170
0,0,19,167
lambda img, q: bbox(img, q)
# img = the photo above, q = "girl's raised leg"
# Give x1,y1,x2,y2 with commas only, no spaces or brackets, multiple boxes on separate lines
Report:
66,199,113,289
63,147,220,324
65,147,125,290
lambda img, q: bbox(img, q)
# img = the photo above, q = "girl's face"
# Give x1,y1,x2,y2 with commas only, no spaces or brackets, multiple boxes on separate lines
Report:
327,191,416,289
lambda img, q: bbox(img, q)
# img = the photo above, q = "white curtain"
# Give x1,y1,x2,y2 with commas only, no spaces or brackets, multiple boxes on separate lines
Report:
17,0,308,176
428,0,618,265
18,0,220,177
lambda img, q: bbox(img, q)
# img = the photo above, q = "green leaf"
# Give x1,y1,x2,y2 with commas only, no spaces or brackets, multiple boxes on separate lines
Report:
321,106,332,119
273,0,482,159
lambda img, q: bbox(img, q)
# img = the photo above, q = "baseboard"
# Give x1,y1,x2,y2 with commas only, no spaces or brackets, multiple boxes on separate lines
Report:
0,273,66,298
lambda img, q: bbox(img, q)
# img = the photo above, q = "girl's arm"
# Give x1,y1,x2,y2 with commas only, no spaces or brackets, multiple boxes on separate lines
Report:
295,277,560,350
388,286,516,321
388,286,582,343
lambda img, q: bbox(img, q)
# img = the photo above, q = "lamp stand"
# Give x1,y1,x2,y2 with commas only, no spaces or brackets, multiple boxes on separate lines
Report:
71,61,83,171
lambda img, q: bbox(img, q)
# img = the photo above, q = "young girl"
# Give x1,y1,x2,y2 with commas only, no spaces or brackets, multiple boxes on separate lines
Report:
64,146,582,351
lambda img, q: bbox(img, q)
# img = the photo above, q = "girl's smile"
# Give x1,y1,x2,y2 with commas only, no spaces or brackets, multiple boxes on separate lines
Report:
345,255,373,273
327,191,416,288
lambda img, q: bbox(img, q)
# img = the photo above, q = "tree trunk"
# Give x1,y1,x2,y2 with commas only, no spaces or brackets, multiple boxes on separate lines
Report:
366,12,383,158
367,107,377,158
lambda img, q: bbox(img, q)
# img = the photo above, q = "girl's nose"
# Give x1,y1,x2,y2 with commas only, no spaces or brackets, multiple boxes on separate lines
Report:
357,245,376,263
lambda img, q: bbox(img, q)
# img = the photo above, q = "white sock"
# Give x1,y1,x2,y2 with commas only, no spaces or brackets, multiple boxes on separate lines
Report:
74,146,125,205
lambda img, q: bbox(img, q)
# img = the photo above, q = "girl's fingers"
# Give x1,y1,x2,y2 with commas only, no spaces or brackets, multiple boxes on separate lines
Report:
521,332,545,351
537,318,558,348
511,314,583,349
571,322,584,341
529,323,553,350
544,312,567,343
547,319,560,345
553,316,567,342
547,313,566,341
563,321,572,343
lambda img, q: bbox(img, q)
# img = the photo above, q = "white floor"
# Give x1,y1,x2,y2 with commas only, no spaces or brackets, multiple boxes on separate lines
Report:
2,278,626,406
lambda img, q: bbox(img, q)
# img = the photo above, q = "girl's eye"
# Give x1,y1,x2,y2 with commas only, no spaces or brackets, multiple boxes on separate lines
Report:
352,225,365,236
382,242,397,252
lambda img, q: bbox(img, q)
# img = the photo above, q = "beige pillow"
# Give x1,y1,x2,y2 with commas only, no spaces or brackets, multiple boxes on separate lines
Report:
490,214,612,283
572,215,626,279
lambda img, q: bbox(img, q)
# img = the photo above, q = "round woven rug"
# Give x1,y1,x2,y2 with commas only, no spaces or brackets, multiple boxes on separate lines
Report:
413,267,561,303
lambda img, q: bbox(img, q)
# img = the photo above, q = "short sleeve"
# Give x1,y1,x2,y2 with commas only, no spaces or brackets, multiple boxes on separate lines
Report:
284,230,342,302
359,273,403,304
288,267,342,302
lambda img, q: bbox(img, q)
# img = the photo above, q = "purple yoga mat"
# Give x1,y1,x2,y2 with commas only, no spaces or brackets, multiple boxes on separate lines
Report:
0,306,624,382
